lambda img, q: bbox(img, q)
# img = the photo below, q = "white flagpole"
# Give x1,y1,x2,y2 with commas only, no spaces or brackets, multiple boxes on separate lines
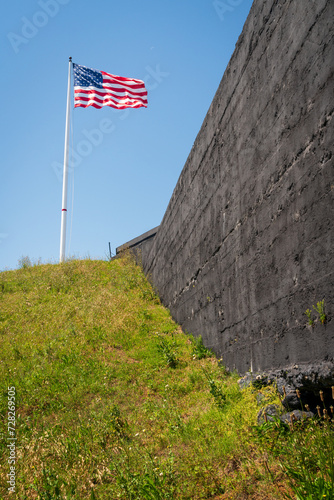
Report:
59,56,72,263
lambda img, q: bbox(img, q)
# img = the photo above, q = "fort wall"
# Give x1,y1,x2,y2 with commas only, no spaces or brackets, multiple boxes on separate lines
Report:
140,0,334,374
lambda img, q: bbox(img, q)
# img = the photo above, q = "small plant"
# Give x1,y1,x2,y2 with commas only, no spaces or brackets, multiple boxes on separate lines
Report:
18,255,32,269
190,335,213,360
202,368,226,411
313,299,326,325
156,336,178,368
110,405,129,439
209,379,226,411
305,309,314,327
304,300,327,326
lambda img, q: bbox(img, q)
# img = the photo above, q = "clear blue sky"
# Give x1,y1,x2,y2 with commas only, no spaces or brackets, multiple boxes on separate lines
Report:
1,0,253,271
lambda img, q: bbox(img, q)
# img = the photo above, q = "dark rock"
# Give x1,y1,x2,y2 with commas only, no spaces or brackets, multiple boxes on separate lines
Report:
282,389,301,411
237,373,254,390
280,410,315,425
257,406,315,426
238,362,334,412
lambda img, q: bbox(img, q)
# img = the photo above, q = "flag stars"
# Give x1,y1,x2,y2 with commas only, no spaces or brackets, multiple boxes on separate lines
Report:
73,63,103,89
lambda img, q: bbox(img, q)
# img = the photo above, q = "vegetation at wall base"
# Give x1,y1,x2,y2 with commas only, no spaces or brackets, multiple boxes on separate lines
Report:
0,254,333,499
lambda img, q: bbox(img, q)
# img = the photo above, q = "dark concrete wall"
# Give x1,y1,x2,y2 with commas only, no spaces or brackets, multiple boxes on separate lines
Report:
143,0,334,374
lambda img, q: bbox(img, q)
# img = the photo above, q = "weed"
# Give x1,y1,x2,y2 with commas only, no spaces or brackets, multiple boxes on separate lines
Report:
305,299,327,326
109,404,129,439
313,299,327,325
190,334,213,360
305,308,314,327
18,255,32,269
202,367,226,410
156,335,178,368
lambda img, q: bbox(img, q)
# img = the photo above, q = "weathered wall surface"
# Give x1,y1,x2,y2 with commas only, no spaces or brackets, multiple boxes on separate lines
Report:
143,0,334,374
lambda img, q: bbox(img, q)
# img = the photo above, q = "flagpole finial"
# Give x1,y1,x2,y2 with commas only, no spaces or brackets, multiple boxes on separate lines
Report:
69,56,72,62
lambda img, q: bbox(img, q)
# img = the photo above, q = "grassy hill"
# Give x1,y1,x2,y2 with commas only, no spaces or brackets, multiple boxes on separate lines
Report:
0,255,333,499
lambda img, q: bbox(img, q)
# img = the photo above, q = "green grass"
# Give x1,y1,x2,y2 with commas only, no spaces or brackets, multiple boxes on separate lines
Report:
0,253,333,499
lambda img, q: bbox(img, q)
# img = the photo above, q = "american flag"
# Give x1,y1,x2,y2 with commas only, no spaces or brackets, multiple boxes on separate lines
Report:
73,63,148,110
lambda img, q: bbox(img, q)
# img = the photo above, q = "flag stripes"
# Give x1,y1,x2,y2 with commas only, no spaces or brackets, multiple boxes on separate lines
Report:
73,63,148,110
